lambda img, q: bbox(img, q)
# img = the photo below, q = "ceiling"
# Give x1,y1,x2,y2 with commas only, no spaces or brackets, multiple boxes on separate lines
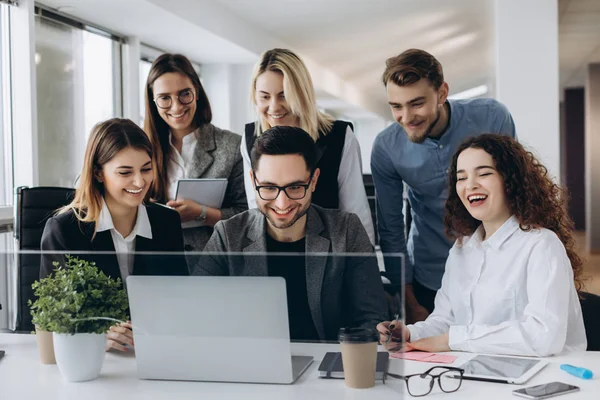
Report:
35,0,600,121
214,0,496,116
35,0,258,63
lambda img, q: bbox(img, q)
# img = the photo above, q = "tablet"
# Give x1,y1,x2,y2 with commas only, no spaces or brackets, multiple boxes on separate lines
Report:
175,179,228,228
455,354,548,384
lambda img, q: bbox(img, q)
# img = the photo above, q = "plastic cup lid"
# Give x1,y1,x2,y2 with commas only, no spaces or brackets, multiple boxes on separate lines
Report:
338,327,379,343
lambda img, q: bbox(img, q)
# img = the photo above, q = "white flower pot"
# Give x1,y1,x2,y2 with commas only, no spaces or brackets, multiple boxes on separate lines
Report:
53,333,107,382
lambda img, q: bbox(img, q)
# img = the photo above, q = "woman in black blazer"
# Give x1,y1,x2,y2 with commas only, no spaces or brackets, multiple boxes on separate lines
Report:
40,118,188,352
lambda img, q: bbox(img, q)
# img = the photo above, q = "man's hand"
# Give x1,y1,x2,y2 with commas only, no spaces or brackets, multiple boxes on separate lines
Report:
405,284,430,324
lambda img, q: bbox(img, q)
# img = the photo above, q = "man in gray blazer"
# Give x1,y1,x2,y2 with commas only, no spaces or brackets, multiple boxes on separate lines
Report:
197,126,387,341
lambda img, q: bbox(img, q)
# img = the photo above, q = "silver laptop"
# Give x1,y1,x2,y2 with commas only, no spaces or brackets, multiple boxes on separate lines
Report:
127,276,313,384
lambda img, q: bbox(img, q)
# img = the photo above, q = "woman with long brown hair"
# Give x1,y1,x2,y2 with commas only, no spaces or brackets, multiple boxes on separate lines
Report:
40,118,188,352
144,53,247,252
378,134,586,356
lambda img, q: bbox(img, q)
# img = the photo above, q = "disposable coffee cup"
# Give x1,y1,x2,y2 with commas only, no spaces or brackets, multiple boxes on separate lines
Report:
35,326,56,364
338,327,379,389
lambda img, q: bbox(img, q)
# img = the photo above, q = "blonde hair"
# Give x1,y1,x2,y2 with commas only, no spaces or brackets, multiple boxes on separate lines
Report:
250,48,333,142
61,118,154,238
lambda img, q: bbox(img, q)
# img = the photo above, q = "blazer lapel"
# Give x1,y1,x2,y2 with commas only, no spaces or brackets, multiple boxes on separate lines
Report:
304,206,330,340
241,213,268,276
87,228,121,284
132,236,152,275
187,124,216,178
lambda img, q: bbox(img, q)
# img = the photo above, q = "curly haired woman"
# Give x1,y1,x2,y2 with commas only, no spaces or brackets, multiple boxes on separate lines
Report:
378,134,587,356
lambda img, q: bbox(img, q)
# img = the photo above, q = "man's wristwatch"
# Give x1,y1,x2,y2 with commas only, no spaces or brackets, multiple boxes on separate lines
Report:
195,205,207,224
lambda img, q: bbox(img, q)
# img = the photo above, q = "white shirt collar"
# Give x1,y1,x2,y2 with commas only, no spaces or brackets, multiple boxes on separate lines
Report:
464,215,520,250
96,199,153,240
169,129,198,147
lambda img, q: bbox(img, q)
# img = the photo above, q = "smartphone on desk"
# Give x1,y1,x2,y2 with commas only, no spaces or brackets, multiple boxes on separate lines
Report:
513,382,579,399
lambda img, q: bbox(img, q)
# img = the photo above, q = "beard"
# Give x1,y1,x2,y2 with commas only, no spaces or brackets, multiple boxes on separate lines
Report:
260,201,311,230
405,107,441,144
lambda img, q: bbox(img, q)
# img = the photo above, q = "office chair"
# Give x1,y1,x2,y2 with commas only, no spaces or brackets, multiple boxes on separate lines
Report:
13,186,75,332
580,291,600,351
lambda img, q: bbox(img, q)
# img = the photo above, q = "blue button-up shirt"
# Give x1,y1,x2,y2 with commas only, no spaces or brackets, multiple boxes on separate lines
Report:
371,98,516,289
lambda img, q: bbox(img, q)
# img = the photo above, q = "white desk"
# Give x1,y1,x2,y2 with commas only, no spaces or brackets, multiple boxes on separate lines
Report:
1,333,599,399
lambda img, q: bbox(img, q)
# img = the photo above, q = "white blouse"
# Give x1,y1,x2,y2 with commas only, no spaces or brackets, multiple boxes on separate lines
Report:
96,200,153,287
167,130,199,201
240,125,376,245
408,215,587,356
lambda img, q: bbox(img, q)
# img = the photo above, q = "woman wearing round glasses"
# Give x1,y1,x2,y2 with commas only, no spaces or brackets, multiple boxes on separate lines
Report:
144,53,247,252
241,48,375,245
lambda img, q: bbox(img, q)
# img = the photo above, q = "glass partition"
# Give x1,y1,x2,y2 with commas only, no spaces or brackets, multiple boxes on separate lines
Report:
0,249,406,393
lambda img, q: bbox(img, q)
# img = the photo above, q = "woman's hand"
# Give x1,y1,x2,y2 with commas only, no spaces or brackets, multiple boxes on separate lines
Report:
167,199,222,225
106,321,134,352
405,333,450,353
376,320,410,352
167,198,203,222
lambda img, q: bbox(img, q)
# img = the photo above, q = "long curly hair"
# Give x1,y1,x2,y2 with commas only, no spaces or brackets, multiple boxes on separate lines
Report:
444,134,584,291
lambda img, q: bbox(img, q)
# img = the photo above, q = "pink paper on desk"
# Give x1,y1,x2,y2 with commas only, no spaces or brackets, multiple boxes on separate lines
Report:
390,352,457,364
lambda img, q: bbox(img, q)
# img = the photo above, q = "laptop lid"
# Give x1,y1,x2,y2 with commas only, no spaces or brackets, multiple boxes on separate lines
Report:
127,276,298,384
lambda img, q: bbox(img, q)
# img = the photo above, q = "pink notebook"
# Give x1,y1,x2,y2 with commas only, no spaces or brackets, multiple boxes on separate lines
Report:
391,351,457,364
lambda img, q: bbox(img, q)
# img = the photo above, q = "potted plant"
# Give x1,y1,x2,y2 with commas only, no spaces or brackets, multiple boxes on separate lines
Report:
29,255,129,382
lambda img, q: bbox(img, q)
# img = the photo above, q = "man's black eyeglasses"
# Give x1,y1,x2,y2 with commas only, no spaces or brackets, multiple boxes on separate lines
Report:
384,366,464,397
253,175,313,201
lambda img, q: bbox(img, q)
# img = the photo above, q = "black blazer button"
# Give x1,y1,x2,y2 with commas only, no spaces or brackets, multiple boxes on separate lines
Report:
184,244,193,251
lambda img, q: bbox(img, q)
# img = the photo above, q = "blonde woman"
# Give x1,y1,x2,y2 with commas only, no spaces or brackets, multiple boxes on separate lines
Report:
242,48,375,245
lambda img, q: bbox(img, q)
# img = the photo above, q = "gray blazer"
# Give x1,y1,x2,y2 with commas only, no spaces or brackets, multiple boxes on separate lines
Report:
183,123,247,252
197,205,388,341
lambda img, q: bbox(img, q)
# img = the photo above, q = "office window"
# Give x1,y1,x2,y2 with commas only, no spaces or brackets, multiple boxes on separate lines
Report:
35,10,123,187
0,4,12,208
139,58,152,126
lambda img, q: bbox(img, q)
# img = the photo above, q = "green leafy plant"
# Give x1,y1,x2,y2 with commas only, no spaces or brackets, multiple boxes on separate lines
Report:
29,255,129,334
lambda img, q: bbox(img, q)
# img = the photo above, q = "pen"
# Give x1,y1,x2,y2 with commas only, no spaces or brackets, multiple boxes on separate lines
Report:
153,202,173,209
560,364,593,379
386,314,400,344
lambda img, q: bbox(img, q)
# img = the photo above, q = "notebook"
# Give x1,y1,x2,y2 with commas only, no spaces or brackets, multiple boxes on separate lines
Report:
175,178,227,229
318,351,389,379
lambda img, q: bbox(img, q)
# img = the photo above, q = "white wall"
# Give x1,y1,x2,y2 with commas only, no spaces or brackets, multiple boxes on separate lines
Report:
586,63,600,252
495,0,560,181
200,63,255,135
229,63,257,135
352,117,393,174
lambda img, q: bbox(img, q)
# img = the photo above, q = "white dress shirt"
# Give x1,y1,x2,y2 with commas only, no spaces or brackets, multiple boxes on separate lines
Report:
96,200,153,286
241,125,376,245
408,215,587,356
167,130,199,201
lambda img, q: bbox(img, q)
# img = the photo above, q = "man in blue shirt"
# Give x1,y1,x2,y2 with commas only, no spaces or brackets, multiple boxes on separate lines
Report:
372,49,516,323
